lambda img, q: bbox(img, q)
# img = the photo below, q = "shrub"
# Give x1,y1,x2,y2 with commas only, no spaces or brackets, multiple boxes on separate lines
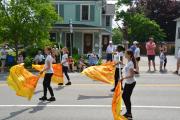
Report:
24,56,34,68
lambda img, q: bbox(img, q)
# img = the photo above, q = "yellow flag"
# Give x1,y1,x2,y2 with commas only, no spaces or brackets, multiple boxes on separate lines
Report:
7,64,39,100
32,64,64,84
112,82,127,120
82,62,115,84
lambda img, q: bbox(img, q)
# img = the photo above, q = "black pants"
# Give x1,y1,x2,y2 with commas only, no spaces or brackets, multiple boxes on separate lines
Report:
122,82,136,114
43,73,54,97
106,53,113,61
63,66,70,81
164,57,167,68
114,68,123,89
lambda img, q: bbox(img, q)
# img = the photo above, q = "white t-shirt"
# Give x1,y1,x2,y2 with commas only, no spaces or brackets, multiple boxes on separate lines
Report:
35,54,45,62
61,54,69,67
178,49,180,59
44,55,54,73
159,52,165,62
123,61,136,84
106,45,114,53
134,47,140,58
113,52,123,68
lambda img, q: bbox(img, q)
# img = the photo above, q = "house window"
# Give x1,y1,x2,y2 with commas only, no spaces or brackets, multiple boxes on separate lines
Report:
106,16,110,26
178,27,180,39
81,5,90,21
50,33,57,41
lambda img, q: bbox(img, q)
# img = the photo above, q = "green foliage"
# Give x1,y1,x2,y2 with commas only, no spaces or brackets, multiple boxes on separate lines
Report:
24,56,34,67
0,0,61,60
116,0,166,42
112,28,123,44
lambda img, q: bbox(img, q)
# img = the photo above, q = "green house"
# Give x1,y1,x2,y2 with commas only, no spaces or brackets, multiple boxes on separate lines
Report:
50,0,115,56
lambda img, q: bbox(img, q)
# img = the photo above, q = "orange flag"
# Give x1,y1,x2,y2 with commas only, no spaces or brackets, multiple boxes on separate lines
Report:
7,64,39,100
32,64,63,84
82,62,115,84
112,82,127,120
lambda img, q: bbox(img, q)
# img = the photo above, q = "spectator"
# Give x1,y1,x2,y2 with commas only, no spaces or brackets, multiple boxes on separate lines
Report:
106,41,114,61
34,51,45,65
159,49,165,72
130,42,137,54
146,37,157,72
133,41,140,74
68,56,74,72
88,52,98,66
159,42,167,71
17,53,24,64
1,45,8,73
78,56,87,72
174,48,180,74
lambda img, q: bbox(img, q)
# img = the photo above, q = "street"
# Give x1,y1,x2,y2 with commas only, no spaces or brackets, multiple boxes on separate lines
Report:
0,70,180,120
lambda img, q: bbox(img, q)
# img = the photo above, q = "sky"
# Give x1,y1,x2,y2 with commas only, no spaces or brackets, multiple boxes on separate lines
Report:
107,0,128,28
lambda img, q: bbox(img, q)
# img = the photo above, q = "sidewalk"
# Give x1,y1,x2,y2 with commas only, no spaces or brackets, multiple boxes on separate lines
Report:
139,55,177,73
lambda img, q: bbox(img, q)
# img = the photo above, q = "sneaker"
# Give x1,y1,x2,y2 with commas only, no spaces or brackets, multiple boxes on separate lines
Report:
47,97,56,101
58,83,63,86
65,82,71,85
111,88,115,92
39,96,47,101
173,71,178,74
123,113,133,119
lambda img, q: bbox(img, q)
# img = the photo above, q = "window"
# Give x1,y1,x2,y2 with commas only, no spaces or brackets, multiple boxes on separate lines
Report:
54,4,58,14
178,27,180,39
81,5,89,21
106,16,110,26
50,33,57,41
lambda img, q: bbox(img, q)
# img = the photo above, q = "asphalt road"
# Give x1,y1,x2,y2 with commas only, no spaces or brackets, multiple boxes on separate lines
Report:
0,72,180,120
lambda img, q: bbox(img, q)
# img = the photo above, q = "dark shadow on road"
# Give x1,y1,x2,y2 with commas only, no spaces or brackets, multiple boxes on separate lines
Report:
29,101,51,113
34,85,65,95
1,101,51,120
77,94,113,100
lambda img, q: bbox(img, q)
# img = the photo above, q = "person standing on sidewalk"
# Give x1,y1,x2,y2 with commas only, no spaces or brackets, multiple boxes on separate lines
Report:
39,47,56,101
111,45,124,92
120,50,136,119
174,48,180,74
133,41,140,74
146,37,157,72
159,42,167,71
1,45,8,73
59,47,71,85
106,41,114,61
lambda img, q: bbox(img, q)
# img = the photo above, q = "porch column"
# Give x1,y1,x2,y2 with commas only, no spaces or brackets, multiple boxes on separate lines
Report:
99,31,102,58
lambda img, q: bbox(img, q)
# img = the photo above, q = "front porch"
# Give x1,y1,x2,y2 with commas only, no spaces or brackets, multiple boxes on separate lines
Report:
50,24,112,56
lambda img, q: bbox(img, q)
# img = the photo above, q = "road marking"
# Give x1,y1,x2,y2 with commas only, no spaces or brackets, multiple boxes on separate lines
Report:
0,105,179,109
1,83,180,87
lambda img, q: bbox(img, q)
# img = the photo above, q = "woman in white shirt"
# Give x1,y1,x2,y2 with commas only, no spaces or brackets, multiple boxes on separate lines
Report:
39,47,55,101
60,47,71,85
120,50,136,119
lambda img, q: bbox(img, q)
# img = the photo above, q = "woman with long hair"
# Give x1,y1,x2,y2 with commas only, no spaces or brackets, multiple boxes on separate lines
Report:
39,47,56,101
59,47,71,85
120,50,136,119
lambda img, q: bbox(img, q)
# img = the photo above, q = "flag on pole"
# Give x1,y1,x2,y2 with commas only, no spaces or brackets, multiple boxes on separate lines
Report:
32,64,64,84
7,64,39,100
112,82,127,120
82,62,115,84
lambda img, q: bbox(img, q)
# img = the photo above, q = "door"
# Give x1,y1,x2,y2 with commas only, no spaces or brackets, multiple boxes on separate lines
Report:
84,33,93,54
102,35,110,51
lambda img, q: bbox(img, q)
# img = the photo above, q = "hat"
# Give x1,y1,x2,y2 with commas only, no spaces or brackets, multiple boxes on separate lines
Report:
133,41,139,44
109,41,112,44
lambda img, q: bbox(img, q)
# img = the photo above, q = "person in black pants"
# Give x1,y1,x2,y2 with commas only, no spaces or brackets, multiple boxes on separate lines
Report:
120,50,136,119
39,47,56,101
59,47,71,85
111,45,124,92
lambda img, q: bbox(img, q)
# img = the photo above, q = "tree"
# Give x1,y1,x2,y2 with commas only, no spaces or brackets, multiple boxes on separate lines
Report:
116,0,166,43
0,0,60,61
136,0,180,41
112,28,123,44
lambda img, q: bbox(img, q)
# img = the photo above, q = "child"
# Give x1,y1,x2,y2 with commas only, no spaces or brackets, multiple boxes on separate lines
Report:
159,50,165,72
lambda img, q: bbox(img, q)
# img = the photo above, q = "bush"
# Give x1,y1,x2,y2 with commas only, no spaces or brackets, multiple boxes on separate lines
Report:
24,56,34,68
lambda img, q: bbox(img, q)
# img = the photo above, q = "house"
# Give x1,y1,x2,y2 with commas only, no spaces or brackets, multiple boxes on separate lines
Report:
175,17,180,56
50,0,115,56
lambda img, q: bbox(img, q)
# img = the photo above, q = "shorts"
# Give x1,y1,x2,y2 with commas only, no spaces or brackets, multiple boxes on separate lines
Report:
148,55,155,61
136,57,140,62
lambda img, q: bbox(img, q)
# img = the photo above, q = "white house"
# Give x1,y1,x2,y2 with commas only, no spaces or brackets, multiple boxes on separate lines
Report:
175,17,180,56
